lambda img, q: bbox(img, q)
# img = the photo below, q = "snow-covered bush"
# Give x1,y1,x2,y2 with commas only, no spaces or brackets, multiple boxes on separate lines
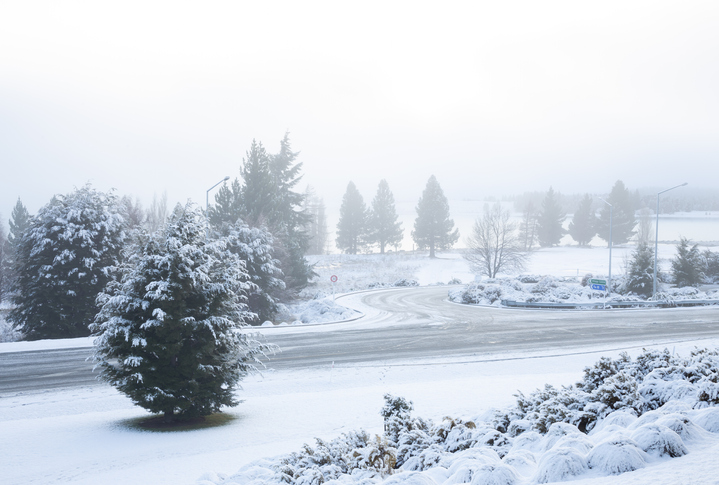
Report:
629,424,687,457
393,278,419,287
534,447,587,483
587,437,647,474
217,348,719,485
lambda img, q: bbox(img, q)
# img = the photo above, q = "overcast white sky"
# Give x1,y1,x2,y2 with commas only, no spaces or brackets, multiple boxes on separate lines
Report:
1,0,718,219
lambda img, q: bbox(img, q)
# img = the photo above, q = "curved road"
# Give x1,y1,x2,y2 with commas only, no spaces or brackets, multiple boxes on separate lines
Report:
2,287,718,395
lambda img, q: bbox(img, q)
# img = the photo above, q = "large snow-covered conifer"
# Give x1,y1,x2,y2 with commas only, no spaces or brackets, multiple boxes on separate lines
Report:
92,203,275,421
597,180,636,245
367,180,403,254
336,181,368,254
624,243,655,297
536,187,566,247
671,237,705,287
9,186,124,339
568,194,597,246
412,175,459,258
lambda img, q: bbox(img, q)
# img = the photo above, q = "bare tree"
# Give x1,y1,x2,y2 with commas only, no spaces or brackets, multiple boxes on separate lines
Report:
464,202,528,278
635,207,654,245
145,192,168,234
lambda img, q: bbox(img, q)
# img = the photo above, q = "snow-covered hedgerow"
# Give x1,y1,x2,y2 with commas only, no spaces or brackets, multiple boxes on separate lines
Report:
449,275,719,306
205,348,719,485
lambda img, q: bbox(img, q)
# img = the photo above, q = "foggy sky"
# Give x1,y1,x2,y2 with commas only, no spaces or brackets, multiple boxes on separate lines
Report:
2,1,718,220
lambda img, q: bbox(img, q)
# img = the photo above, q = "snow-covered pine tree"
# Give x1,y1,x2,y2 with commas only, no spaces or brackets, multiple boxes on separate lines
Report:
267,134,313,291
336,181,368,254
704,249,719,284
597,180,636,245
367,180,403,254
9,186,125,340
624,242,655,297
536,187,566,247
671,237,705,287
92,202,276,422
518,200,539,251
207,178,243,227
412,175,459,258
241,140,276,226
214,219,285,323
568,194,596,246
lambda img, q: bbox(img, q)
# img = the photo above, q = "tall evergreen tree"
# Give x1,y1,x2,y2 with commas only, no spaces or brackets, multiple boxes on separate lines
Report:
367,180,403,254
518,201,539,251
5,199,32,297
412,175,459,258
568,194,597,246
336,181,368,254
240,140,276,226
671,237,705,287
624,243,655,297
207,178,243,227
597,180,636,245
536,187,566,247
92,202,275,422
9,186,125,339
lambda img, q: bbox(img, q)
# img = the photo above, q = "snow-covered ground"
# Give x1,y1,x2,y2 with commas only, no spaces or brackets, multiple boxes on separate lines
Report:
3,244,719,484
3,338,719,485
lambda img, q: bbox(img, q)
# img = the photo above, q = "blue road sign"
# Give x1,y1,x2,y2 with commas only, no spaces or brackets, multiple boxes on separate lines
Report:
590,284,606,291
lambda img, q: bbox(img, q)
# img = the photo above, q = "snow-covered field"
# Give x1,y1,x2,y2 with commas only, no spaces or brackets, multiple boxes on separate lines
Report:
2,244,719,485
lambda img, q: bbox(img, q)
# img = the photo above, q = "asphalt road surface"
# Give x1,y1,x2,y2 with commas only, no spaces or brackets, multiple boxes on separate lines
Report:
2,287,718,395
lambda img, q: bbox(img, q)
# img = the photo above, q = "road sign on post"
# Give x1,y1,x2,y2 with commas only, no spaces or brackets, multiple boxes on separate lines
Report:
590,284,606,291
590,279,607,285
330,275,338,300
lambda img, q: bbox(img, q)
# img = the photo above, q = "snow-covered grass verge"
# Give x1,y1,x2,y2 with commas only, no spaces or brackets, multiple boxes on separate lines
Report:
201,348,719,485
449,276,719,307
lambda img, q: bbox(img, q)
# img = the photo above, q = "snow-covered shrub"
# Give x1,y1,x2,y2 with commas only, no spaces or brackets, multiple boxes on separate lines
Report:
393,278,418,287
534,447,587,483
517,274,541,283
654,414,706,442
693,407,719,432
469,463,519,485
629,424,687,457
578,354,632,393
290,298,360,324
382,394,416,446
447,277,462,285
592,371,642,414
587,438,647,475
347,436,396,476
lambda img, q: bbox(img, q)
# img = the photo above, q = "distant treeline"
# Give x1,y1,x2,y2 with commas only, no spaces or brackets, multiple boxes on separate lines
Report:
510,187,719,215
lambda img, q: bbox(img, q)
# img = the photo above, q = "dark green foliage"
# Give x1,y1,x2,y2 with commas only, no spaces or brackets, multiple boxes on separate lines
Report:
624,243,655,297
412,175,459,258
213,220,284,323
597,180,636,245
568,194,597,246
210,134,314,294
2,199,32,300
9,186,125,340
536,187,566,247
92,203,275,421
368,180,403,254
671,237,705,287
336,181,368,254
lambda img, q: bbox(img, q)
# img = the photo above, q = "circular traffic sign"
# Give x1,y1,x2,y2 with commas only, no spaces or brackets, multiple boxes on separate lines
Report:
330,275,338,283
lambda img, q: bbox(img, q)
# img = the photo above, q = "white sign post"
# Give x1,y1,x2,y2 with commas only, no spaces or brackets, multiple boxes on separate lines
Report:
330,275,338,300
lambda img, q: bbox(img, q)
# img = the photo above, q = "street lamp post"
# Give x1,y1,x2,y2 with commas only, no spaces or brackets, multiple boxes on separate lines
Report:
206,176,230,214
205,176,230,237
599,198,613,307
653,182,688,299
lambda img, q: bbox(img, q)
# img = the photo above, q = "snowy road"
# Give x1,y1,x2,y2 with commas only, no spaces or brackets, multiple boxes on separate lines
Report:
2,286,719,395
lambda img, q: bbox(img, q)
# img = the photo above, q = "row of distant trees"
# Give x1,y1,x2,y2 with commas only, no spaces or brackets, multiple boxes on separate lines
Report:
335,175,459,258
